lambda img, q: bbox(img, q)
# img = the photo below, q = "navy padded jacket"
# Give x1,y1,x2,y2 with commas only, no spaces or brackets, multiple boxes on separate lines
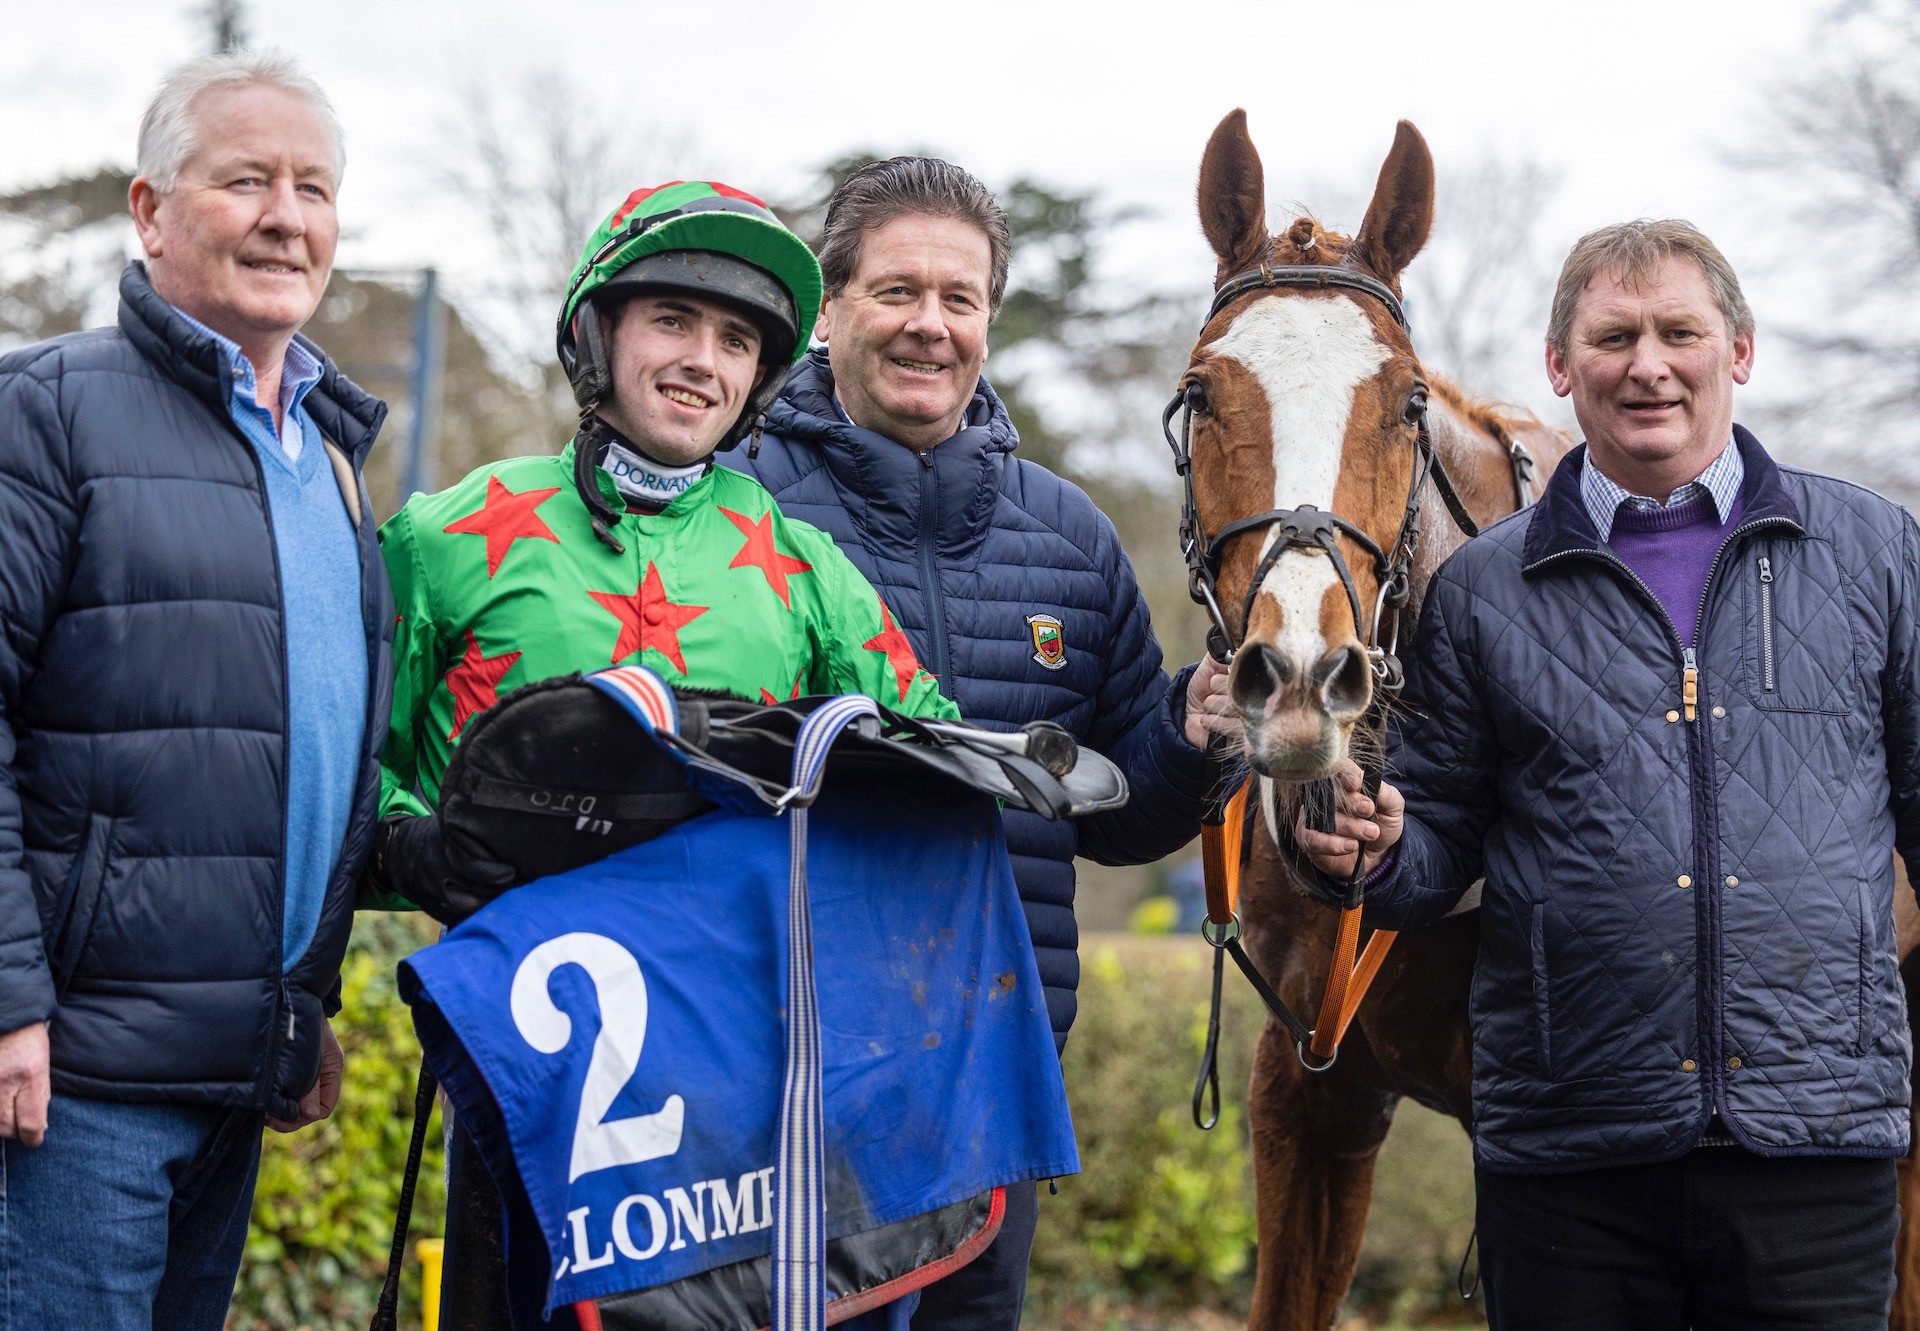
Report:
736,350,1212,1046
1362,429,1920,1173
0,263,391,1118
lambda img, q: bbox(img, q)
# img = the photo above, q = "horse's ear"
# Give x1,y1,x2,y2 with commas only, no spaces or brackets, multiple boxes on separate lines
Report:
1198,109,1270,277
1352,120,1434,286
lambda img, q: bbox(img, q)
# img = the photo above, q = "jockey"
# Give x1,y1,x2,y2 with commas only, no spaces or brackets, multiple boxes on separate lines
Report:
370,180,955,921
367,181,957,1330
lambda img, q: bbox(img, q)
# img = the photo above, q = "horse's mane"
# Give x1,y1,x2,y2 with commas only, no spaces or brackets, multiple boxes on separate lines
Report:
1427,377,1548,444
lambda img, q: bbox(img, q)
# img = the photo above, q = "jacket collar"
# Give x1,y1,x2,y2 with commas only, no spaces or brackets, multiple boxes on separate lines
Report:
1522,424,1802,575
767,348,1015,552
117,261,388,464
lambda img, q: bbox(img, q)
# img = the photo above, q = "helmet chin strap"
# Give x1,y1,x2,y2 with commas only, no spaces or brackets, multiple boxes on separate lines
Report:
571,414,628,554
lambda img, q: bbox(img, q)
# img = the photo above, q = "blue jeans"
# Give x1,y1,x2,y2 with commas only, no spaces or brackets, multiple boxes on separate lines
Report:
0,1093,263,1331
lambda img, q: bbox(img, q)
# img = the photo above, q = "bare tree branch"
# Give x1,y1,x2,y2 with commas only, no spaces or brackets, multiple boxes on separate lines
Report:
1403,152,1564,415
428,67,697,429
1732,0,1920,501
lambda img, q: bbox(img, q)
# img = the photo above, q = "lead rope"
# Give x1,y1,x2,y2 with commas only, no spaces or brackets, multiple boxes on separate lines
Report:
1457,1225,1480,1301
1191,695,1404,1113
1304,753,1399,1068
369,1059,439,1331
1191,757,1244,1130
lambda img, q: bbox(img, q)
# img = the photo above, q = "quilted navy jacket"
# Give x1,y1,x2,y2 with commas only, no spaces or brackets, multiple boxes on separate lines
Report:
736,350,1212,1046
0,263,391,1118
1367,428,1920,1173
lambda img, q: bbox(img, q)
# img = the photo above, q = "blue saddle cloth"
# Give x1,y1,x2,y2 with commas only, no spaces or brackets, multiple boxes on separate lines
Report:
399,787,1078,1316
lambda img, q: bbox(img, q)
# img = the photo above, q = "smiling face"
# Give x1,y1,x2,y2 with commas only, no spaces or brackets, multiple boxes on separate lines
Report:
1546,255,1754,496
596,292,767,465
131,82,339,366
817,212,991,451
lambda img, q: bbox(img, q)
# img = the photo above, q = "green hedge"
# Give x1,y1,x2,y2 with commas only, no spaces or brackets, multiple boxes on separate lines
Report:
229,924,1478,1329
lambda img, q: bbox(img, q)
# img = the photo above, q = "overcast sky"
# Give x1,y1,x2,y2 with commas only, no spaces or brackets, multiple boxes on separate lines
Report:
1,0,1829,360
5,4,1819,231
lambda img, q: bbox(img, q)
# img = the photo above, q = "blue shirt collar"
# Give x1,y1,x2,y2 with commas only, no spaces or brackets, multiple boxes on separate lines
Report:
1579,435,1743,543
169,305,323,452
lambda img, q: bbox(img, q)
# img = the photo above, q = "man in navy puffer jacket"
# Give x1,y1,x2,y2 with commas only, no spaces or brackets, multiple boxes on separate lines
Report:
733,158,1228,1329
1304,220,1920,1329
735,158,1231,1330
0,52,388,1330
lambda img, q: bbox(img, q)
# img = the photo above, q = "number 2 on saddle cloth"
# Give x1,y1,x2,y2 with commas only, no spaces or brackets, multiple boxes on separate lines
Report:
397,667,1089,1331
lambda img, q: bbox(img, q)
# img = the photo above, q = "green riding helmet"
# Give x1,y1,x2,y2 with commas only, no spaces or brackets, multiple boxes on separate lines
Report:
557,180,823,451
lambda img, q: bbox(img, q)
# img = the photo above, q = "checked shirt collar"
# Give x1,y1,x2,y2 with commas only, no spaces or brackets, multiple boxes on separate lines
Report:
1580,435,1743,544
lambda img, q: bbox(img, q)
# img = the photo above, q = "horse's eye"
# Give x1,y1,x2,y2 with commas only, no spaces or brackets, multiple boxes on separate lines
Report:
1401,387,1428,427
1185,381,1211,417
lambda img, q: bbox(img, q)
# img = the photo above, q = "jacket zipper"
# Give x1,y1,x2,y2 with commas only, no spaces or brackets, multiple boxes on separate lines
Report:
1526,515,1795,1128
916,454,953,683
1757,555,1775,692
224,394,295,1109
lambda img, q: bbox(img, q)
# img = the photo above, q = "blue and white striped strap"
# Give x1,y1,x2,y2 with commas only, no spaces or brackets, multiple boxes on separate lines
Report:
771,693,879,1331
583,664,679,737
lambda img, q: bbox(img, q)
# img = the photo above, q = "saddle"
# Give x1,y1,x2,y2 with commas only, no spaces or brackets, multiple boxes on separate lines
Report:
434,665,1126,890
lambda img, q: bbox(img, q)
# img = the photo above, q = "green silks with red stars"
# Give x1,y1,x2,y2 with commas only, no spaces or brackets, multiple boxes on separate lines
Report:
376,445,956,828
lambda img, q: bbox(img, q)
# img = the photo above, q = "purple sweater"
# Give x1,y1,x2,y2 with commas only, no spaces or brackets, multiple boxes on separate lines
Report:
1607,490,1748,647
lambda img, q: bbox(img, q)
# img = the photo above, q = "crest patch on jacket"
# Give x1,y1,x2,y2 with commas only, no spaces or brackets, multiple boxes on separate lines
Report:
1026,613,1067,671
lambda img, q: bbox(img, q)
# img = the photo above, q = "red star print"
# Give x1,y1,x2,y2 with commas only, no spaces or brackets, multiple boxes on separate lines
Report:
443,477,562,578
588,563,709,674
862,601,926,703
759,673,805,705
719,507,814,608
444,630,521,741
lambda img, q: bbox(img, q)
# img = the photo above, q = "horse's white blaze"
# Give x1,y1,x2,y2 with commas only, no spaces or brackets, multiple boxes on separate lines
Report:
1265,558,1342,681
1210,296,1389,664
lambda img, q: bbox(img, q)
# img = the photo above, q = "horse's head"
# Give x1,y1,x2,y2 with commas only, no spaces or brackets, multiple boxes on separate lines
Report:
1181,110,1435,782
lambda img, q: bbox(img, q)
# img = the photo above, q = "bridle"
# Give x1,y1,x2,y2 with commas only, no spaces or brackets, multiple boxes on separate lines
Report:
1170,261,1537,1108
1162,263,1510,692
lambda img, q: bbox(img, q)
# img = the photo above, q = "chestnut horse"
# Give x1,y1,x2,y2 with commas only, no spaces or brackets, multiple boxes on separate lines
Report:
1178,109,1920,1330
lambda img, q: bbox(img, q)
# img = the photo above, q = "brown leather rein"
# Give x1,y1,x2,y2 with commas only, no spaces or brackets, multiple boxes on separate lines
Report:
1171,263,1537,1126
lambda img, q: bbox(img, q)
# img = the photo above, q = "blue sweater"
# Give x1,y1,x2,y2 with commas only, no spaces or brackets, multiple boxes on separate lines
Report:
176,315,368,966
735,350,1213,1047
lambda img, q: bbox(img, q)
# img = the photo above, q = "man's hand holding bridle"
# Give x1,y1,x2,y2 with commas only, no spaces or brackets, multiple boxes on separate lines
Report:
1183,654,1240,749
1295,759,1407,881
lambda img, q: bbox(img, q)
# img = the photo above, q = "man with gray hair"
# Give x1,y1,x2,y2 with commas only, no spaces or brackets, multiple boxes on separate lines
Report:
1299,218,1920,1327
735,156,1236,1329
0,49,387,1328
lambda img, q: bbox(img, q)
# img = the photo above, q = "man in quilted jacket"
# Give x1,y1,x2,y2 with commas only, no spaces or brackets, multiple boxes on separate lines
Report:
1302,219,1920,1328
732,156,1240,1331
0,51,387,1330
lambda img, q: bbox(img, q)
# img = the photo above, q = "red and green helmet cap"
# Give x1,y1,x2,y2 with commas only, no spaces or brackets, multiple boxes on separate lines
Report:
557,181,822,378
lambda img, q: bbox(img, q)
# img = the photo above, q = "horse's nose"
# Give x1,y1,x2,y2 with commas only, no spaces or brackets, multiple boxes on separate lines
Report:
1230,642,1294,715
1312,643,1372,720
1231,641,1371,720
